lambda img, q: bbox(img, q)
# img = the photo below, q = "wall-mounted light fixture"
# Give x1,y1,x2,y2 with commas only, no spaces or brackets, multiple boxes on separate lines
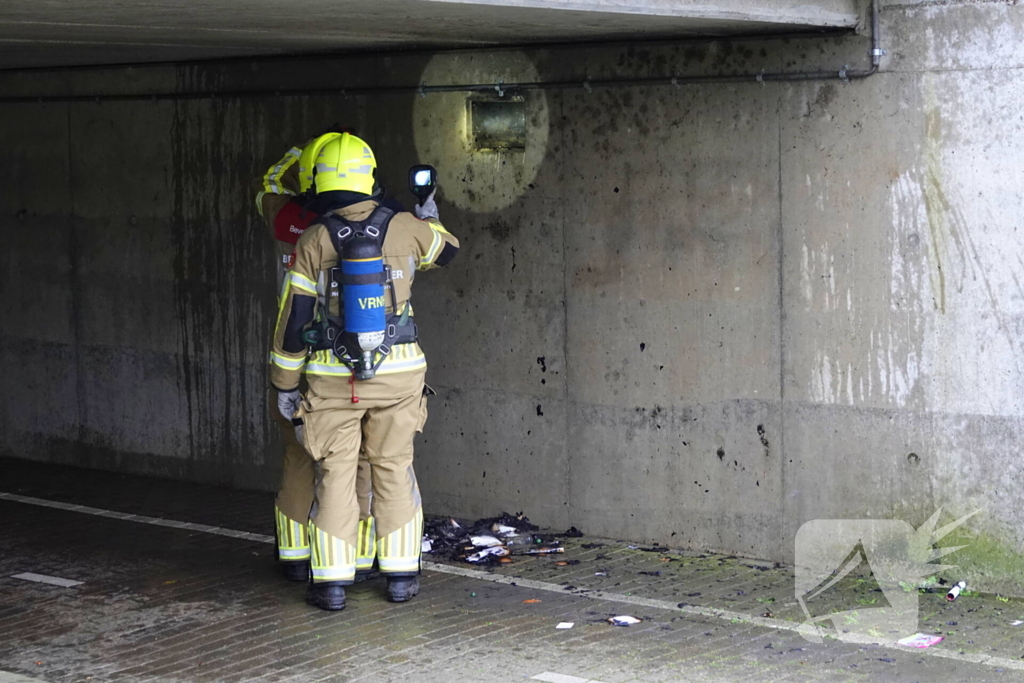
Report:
469,97,526,151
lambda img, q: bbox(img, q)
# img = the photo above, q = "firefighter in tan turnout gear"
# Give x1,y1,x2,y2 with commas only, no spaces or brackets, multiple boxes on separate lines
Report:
256,129,380,583
270,132,458,610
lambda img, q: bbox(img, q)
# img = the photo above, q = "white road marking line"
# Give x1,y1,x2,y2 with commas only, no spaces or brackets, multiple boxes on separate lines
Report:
0,670,46,682
11,572,83,587
3,490,1023,672
0,492,274,544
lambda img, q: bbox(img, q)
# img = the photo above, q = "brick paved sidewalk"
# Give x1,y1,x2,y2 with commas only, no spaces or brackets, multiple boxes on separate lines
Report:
0,458,1022,682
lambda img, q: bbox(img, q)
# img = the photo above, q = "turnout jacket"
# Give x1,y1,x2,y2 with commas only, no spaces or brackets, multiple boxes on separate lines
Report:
270,199,459,396
254,143,306,278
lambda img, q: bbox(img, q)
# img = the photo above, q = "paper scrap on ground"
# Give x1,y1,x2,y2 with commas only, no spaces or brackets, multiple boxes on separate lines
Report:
421,538,432,553
470,535,503,548
608,615,641,626
1012,620,1024,626
556,622,574,629
897,633,944,648
11,572,83,588
466,546,509,563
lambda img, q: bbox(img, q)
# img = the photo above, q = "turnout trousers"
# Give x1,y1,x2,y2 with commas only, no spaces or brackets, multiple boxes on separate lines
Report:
272,390,376,572
299,369,426,584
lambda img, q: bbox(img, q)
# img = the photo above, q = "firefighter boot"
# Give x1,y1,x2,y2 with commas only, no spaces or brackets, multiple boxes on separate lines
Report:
306,582,347,611
282,560,310,582
387,576,420,603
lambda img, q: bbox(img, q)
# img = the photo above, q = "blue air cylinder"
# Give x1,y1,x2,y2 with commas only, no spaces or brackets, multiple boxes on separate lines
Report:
341,234,387,378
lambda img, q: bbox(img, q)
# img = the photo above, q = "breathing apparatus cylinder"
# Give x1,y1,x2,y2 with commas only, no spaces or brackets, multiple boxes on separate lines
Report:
341,233,387,379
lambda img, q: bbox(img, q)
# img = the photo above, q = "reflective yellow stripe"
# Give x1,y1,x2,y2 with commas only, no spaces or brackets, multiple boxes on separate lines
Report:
377,509,422,574
428,221,450,235
309,520,357,583
356,517,376,569
420,230,442,267
273,281,293,350
289,271,317,294
255,191,266,217
275,507,311,559
271,352,306,371
305,346,427,377
262,146,301,195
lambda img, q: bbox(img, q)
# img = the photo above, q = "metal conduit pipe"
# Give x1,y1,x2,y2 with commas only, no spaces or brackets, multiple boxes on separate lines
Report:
0,4,882,104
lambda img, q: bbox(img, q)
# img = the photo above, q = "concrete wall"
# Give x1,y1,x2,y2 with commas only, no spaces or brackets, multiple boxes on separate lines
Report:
2,0,1023,590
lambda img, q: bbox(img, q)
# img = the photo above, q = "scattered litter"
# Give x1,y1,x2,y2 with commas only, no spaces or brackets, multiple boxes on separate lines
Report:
467,546,509,563
946,581,967,602
469,592,477,597
554,560,581,566
1011,620,1024,626
563,526,584,538
421,538,433,553
423,517,464,556
686,592,702,597
424,512,556,565
609,616,642,626
470,535,503,548
897,633,944,648
556,622,574,629
523,599,542,604
595,571,608,576
638,546,669,553
506,534,545,549
762,611,775,618
638,571,662,577
523,547,564,555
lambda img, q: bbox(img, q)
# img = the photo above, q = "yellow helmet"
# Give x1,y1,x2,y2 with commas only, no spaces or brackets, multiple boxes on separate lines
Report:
297,132,342,194
309,132,377,195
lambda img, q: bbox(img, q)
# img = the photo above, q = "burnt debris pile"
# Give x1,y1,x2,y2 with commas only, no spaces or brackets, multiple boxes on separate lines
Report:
423,512,579,566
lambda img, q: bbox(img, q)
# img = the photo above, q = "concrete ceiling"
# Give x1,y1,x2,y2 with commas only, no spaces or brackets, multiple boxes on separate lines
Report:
0,0,860,70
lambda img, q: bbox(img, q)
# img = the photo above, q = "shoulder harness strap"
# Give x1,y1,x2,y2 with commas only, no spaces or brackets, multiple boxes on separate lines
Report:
322,205,396,254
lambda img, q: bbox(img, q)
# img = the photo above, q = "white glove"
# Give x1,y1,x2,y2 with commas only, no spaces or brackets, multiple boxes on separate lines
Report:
277,389,301,421
414,189,439,221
